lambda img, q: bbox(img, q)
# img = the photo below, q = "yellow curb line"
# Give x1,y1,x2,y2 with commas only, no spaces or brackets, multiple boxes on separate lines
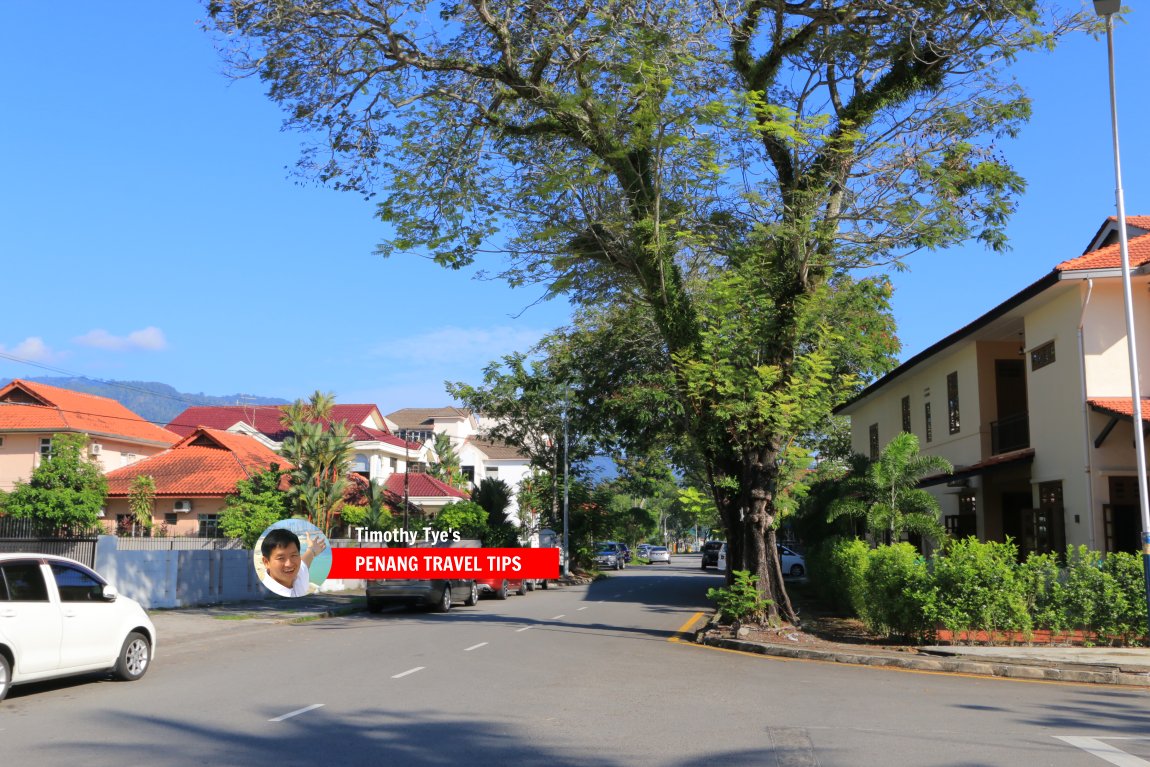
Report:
667,612,706,643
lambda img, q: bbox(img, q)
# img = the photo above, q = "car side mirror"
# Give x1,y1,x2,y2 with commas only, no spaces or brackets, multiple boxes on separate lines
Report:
102,584,119,602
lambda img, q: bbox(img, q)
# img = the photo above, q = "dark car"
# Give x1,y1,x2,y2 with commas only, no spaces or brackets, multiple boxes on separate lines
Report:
701,540,725,569
366,578,478,613
595,542,627,570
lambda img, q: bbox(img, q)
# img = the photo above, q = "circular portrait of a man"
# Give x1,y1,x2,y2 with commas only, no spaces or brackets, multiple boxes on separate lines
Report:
253,520,331,597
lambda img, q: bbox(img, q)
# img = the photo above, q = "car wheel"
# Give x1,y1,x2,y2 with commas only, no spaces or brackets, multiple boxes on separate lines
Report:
434,584,453,613
464,582,479,606
525,580,535,592
516,580,527,596
541,580,549,590
367,597,384,614
790,564,806,577
701,561,708,570
496,580,509,600
0,653,10,702
113,631,151,681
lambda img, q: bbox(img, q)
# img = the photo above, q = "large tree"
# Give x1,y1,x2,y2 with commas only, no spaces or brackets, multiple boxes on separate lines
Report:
280,390,355,535
6,433,107,536
207,0,1083,622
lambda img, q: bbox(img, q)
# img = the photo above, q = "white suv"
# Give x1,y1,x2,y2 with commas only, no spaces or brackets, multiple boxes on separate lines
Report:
0,554,157,701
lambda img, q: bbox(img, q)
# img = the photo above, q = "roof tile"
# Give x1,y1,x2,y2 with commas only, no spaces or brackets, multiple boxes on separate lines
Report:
0,379,179,445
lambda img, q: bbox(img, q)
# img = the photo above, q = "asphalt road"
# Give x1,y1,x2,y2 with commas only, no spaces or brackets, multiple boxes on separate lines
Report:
3,556,1150,766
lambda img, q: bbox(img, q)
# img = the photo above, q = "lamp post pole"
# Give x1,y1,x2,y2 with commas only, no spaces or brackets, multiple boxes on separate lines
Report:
562,386,570,578
1094,0,1150,635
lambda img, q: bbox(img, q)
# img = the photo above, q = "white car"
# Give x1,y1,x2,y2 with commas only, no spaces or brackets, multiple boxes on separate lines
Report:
647,546,671,563
0,554,157,701
717,544,806,577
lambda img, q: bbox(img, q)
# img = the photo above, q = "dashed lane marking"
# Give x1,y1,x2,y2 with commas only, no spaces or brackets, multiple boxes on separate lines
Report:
269,704,324,722
464,642,488,652
577,606,588,611
551,615,565,620
515,626,533,632
391,666,425,679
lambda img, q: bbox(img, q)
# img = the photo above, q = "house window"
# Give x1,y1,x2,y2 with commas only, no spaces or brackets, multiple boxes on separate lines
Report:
462,465,475,483
390,457,398,471
164,513,178,525
925,402,933,443
959,492,976,517
0,436,5,448
40,437,52,459
868,424,879,460
198,514,221,538
1035,481,1066,556
901,396,911,434
485,466,499,479
121,453,137,467
1031,340,1055,371
947,372,960,434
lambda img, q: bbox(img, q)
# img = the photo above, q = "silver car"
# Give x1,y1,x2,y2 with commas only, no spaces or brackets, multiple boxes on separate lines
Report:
648,546,671,563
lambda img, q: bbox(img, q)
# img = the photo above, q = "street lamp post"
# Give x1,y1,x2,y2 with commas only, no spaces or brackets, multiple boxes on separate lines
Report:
1094,0,1150,635
562,386,570,578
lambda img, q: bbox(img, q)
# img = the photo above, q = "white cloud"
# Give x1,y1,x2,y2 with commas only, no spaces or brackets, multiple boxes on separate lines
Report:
74,326,168,352
0,336,57,362
373,325,549,365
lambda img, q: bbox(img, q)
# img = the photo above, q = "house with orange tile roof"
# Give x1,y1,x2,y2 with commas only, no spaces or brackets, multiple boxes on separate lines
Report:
104,427,289,535
0,379,179,492
837,217,1150,557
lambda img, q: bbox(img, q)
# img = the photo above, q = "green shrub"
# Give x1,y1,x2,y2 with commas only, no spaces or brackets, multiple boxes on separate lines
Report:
1101,551,1148,645
707,570,773,624
822,537,871,621
928,537,1030,640
1017,551,1064,634
863,543,934,641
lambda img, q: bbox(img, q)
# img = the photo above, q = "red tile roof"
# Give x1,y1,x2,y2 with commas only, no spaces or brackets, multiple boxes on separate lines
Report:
106,427,289,497
166,404,419,447
0,379,179,446
1088,398,1150,424
1058,231,1150,272
384,472,470,500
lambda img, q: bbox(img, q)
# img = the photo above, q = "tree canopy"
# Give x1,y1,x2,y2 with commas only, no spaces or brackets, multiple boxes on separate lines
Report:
6,433,107,535
207,0,1085,622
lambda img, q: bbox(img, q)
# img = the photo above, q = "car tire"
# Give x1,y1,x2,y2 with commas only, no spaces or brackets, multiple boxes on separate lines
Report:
496,580,509,600
790,564,806,577
541,580,549,590
434,584,453,613
525,580,535,592
367,597,385,614
0,652,10,702
701,561,708,570
516,580,527,596
113,631,151,682
464,582,479,606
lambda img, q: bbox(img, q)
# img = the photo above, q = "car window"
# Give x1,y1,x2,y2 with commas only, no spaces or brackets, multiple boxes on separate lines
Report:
51,564,106,602
1,562,50,601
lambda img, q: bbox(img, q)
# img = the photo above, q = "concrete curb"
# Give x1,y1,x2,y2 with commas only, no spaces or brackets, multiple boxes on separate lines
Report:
699,636,1150,687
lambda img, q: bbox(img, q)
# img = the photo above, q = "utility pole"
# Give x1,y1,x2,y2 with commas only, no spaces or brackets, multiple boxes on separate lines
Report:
562,385,570,578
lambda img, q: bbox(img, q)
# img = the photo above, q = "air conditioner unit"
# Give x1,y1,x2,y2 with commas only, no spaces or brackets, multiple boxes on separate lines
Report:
89,443,103,456
174,500,193,513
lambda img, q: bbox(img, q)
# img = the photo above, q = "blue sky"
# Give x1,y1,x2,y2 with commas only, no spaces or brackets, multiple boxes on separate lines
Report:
1,3,1146,416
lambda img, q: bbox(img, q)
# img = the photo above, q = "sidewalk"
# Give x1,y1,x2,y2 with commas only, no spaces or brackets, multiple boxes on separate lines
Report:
699,631,1150,687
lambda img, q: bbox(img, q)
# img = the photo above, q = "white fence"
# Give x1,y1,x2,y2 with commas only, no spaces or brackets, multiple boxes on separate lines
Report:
94,536,364,609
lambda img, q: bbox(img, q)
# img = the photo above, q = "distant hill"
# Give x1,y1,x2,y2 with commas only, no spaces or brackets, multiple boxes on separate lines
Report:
21,377,289,427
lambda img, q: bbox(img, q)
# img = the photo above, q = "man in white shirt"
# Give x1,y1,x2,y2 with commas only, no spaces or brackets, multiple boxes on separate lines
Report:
260,527,327,597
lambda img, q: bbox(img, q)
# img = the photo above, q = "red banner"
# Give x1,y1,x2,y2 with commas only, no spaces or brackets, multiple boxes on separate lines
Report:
328,548,561,580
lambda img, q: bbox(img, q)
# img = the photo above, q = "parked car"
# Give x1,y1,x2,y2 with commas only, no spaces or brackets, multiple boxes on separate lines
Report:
595,542,627,570
595,547,623,570
366,578,478,613
715,544,806,578
778,545,807,578
700,540,725,569
636,544,652,559
476,577,528,599
648,546,671,563
0,554,157,702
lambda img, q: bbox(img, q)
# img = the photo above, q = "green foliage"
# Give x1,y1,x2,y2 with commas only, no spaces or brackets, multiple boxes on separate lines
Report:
127,474,157,535
430,501,489,540
1016,551,1064,633
6,433,107,535
220,466,292,548
280,391,355,535
827,433,952,545
809,537,871,620
707,570,774,625
428,433,469,490
928,537,1030,638
861,543,935,641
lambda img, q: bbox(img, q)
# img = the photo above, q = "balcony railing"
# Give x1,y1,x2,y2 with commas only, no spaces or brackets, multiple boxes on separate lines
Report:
991,413,1030,455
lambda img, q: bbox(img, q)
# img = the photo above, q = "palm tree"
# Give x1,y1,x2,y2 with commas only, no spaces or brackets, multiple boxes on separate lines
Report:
428,432,469,490
827,432,952,546
280,391,354,534
473,477,517,546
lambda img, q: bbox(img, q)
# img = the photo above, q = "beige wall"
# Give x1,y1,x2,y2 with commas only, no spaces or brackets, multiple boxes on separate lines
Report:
0,431,168,491
104,497,226,537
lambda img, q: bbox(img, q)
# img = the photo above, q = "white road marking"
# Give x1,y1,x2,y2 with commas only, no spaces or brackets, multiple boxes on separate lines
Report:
551,614,565,620
269,704,324,722
464,642,488,652
1056,736,1150,766
577,606,588,611
391,666,425,679
515,626,533,632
